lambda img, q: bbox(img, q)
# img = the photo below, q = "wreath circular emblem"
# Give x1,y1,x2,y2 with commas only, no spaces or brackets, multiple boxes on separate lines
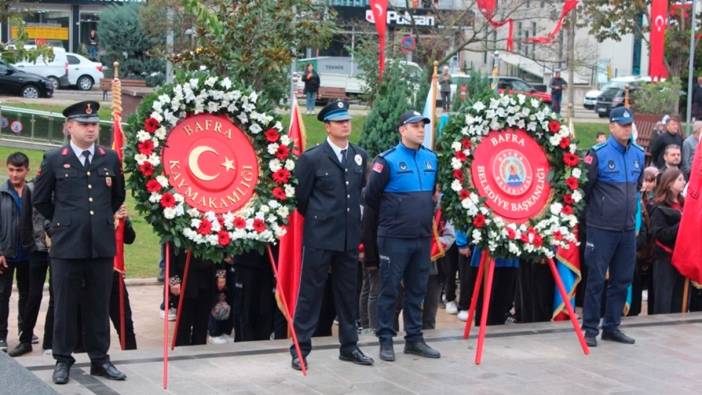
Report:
124,72,297,261
438,94,586,259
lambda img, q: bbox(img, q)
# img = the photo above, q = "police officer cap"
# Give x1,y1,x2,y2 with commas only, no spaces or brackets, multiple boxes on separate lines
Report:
317,99,351,122
399,110,430,127
609,107,634,126
63,100,100,123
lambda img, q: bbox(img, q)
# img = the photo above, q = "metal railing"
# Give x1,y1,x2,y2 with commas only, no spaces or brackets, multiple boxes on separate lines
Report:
0,104,116,149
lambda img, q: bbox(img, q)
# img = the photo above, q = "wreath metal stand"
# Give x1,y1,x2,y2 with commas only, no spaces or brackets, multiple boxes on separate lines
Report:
463,250,590,364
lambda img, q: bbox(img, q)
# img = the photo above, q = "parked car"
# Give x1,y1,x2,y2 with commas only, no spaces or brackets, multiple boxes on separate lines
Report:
491,76,552,104
583,76,650,110
594,85,641,117
66,52,104,90
0,61,54,98
12,46,69,89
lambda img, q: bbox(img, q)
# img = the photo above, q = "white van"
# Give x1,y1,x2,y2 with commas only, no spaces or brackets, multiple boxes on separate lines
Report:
12,46,69,90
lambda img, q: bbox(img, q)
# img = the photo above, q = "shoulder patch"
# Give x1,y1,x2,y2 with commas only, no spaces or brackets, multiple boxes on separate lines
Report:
98,146,107,155
584,154,594,165
61,147,69,156
372,162,384,173
592,142,606,151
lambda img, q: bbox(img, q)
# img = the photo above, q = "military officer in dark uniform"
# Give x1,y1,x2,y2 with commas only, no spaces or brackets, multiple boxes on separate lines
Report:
290,100,374,370
33,101,127,384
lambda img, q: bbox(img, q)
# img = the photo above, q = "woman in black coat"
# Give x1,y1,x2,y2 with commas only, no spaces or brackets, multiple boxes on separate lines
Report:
650,168,687,314
302,63,320,114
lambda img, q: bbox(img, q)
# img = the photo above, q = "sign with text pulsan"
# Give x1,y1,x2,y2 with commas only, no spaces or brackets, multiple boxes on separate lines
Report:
365,9,436,27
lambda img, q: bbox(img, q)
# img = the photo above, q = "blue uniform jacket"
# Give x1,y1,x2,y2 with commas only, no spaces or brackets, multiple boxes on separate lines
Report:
584,136,644,232
364,143,437,239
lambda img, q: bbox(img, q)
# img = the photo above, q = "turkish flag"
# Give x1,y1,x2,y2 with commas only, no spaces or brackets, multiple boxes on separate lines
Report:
369,0,388,79
112,111,125,273
476,0,514,51
649,0,669,80
671,135,702,285
275,98,307,321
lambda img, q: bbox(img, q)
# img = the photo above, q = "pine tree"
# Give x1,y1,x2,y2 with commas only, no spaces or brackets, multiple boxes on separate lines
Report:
359,63,417,159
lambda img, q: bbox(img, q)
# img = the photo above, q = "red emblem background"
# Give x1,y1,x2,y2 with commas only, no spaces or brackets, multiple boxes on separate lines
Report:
161,114,259,213
470,129,551,223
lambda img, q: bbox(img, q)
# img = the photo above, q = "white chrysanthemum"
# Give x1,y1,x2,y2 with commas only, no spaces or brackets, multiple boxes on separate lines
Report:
549,134,561,147
220,77,232,89
211,221,221,233
149,193,161,203
250,123,262,134
173,193,184,203
276,206,290,218
205,76,217,87
147,155,161,167
285,184,295,197
187,208,200,218
155,127,167,140
237,113,248,124
451,141,462,151
134,154,147,165
242,102,255,113
451,180,462,192
285,160,295,171
472,101,486,112
550,203,563,215
136,130,151,142
572,168,582,179
471,229,482,243
467,206,479,216
163,207,177,219
149,112,163,123
269,159,282,172
207,101,219,113
572,190,583,203
191,218,201,228
156,175,169,187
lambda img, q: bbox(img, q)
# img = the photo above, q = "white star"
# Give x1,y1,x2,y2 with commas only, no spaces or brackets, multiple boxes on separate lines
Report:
221,157,235,172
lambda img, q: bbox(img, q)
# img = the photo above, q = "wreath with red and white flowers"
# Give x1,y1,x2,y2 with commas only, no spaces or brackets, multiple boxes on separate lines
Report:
124,71,297,261
437,94,586,259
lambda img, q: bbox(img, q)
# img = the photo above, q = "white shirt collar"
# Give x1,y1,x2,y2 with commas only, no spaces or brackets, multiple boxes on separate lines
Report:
326,137,349,162
69,141,95,164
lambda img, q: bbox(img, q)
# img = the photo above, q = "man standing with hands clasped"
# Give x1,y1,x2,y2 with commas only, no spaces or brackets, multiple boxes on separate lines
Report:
290,99,373,370
33,101,126,384
365,111,440,362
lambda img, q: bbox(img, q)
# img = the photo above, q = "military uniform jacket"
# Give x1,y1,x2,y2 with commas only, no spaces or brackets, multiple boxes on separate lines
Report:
33,144,125,259
295,140,368,252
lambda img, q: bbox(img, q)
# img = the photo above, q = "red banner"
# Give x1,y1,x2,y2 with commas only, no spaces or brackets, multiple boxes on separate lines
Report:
369,0,388,79
526,0,578,45
477,0,514,51
672,135,702,285
649,0,669,80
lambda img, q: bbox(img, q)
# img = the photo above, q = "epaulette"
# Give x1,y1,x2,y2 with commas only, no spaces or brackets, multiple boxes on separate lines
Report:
630,142,645,152
592,142,607,151
60,147,70,156
419,145,435,153
97,146,107,156
305,143,322,152
378,147,396,158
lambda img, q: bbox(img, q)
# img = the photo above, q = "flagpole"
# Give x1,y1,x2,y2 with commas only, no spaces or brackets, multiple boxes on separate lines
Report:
111,61,126,351
431,61,438,149
682,279,690,312
686,0,697,135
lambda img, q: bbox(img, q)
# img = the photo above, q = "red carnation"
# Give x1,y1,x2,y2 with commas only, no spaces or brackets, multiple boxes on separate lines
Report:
138,140,155,156
553,230,563,241
453,169,464,181
548,119,561,134
265,128,280,143
506,228,516,240
473,214,486,228
521,233,530,243
461,138,472,149
197,219,212,235
563,194,574,205
455,151,467,162
272,187,287,201
459,189,470,200
533,234,544,248
144,117,160,133
275,145,290,160
562,205,574,215
160,192,176,208
565,176,579,190
272,168,291,184
146,179,162,193
563,152,580,167
217,230,231,246
559,137,571,150
253,218,266,233
139,162,154,177
233,216,247,229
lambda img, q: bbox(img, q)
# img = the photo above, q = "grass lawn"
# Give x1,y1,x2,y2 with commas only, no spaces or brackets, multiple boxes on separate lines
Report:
0,102,605,278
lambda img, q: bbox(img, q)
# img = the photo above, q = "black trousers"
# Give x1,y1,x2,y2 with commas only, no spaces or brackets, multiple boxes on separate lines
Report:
52,257,112,364
456,252,472,310
291,246,358,357
515,260,554,323
109,271,137,350
18,252,53,345
232,265,275,342
442,245,459,303
629,259,654,316
175,289,212,346
471,267,518,326
652,259,686,314
0,260,29,341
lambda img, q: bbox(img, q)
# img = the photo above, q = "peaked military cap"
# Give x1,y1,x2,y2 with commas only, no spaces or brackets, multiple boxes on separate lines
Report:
63,100,100,123
317,99,351,122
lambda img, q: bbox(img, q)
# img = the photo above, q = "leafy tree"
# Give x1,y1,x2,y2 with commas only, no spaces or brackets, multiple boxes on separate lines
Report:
359,63,417,158
178,0,334,103
0,1,53,64
98,3,165,81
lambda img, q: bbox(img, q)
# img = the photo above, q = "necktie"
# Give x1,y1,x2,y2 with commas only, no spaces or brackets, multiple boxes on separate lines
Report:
340,149,347,165
82,150,91,168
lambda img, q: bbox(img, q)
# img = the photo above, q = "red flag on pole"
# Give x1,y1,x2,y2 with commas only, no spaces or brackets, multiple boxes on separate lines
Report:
477,0,514,51
276,98,307,320
112,116,125,274
649,0,669,80
526,0,578,45
369,0,388,79
671,136,702,285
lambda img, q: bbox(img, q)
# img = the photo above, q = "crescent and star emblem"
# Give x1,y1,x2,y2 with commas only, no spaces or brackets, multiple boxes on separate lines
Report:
654,15,666,33
188,145,236,182
374,3,384,17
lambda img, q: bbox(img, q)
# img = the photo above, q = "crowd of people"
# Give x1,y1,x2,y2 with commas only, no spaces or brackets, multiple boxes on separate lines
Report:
1,98,702,384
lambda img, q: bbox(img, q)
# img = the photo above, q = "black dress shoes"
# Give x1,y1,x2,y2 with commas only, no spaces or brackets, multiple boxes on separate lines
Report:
585,335,597,347
291,355,307,371
601,330,635,344
379,342,395,362
90,361,127,380
52,361,71,385
8,342,32,357
339,347,374,366
404,341,441,358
